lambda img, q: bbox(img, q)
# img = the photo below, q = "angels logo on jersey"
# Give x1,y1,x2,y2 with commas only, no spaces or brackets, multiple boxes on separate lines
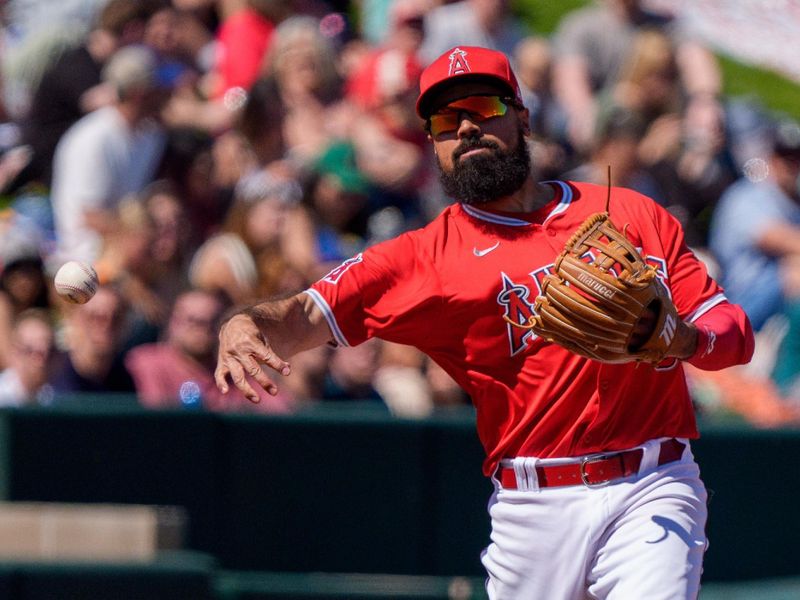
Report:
497,272,539,356
529,264,554,295
322,254,363,284
496,259,670,356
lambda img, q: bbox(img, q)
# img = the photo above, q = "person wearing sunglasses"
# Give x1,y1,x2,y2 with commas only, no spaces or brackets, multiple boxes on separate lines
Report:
215,46,753,600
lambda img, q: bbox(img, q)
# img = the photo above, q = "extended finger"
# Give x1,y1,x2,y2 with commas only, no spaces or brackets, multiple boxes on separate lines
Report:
258,349,291,377
241,354,279,394
225,360,263,403
214,363,231,394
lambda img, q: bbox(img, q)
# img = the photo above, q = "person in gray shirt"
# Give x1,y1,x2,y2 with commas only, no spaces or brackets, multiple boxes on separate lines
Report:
419,0,528,66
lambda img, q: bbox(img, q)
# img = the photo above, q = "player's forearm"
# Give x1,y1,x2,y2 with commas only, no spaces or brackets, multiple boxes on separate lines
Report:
241,293,332,359
686,302,755,371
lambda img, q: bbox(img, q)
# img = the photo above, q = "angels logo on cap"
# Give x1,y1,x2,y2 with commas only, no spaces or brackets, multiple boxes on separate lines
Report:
448,48,470,76
416,46,524,118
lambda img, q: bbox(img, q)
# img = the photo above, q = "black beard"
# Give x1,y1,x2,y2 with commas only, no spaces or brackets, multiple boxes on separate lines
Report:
437,130,531,205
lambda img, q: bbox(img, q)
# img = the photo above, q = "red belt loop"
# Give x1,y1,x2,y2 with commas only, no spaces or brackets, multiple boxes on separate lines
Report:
499,439,686,490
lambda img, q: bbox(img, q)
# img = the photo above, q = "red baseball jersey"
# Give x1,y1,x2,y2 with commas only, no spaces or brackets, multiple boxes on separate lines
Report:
307,181,729,475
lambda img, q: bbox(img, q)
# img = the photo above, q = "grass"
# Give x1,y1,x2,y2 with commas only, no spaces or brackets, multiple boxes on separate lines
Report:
512,0,589,35
718,55,800,121
512,0,800,121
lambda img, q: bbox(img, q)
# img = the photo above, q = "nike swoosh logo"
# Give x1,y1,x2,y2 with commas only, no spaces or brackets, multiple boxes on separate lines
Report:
473,241,500,257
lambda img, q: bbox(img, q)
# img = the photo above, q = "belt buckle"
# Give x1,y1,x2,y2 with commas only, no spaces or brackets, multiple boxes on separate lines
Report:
580,452,619,487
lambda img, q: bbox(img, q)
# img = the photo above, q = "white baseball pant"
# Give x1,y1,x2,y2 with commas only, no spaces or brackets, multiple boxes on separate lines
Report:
481,438,708,600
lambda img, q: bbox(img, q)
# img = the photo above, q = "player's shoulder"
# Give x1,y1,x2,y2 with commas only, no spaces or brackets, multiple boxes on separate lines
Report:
564,180,660,216
407,204,459,243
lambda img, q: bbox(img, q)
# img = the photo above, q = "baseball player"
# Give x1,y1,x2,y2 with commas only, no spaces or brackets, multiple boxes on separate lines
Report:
215,47,754,599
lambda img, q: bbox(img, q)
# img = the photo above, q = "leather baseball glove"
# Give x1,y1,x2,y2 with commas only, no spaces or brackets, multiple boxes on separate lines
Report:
519,212,682,364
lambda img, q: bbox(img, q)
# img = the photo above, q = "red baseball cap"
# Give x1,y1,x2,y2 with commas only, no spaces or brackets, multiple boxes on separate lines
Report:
416,46,524,118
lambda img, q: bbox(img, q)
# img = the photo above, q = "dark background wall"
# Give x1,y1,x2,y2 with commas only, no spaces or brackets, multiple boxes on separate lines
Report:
0,402,798,587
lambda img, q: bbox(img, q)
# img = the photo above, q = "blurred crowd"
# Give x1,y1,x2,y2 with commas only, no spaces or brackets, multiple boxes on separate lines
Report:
0,0,798,424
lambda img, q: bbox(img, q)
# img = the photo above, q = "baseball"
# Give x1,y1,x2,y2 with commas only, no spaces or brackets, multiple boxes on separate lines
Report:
54,261,99,304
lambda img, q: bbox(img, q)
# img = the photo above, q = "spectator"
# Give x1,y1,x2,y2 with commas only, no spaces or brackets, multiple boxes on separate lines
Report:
94,196,169,348
709,119,800,331
346,0,426,114
49,285,135,395
513,36,568,179
321,337,386,404
0,218,50,370
265,14,342,106
668,88,736,243
169,0,218,76
237,77,288,167
262,15,344,166
157,128,232,244
280,344,330,402
552,0,721,151
603,29,681,127
50,45,172,265
359,0,415,45
345,0,426,127
283,141,373,281
0,309,56,407
343,2,428,204
160,0,283,135
142,180,193,308
1,0,111,120
143,2,206,109
126,288,295,412
607,29,736,246
373,342,432,417
189,169,306,305
425,356,469,408
143,3,196,72
209,0,290,101
419,0,528,66
372,342,471,417
563,107,666,204
770,254,800,402
684,361,800,428
514,36,560,136
12,0,156,189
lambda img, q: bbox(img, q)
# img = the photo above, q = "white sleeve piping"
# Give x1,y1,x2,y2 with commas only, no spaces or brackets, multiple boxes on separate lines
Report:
303,288,351,347
687,293,727,322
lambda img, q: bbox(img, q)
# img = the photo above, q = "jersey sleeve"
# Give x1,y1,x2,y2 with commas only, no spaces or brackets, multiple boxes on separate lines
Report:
641,196,754,369
644,196,726,320
305,233,444,348
689,301,754,370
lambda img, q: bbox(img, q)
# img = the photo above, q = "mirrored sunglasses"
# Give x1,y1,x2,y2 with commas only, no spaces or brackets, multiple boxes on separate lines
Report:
427,95,513,136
